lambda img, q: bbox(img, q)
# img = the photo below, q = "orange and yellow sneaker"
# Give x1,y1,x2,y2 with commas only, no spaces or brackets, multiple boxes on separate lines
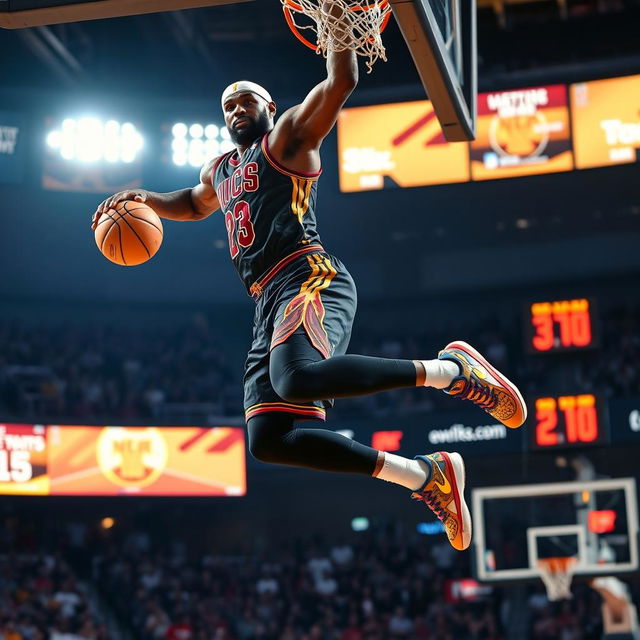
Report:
438,340,527,429
412,451,471,551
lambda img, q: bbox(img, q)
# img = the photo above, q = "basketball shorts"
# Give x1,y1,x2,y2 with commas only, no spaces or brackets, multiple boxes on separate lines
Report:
244,247,357,422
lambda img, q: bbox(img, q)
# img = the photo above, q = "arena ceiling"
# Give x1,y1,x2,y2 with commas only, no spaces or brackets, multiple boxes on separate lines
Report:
0,0,638,101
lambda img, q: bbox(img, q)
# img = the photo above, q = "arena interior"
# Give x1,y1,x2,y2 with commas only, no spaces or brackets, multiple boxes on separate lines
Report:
0,0,639,638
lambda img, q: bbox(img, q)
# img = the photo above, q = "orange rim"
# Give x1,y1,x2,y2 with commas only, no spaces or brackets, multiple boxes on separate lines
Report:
283,5,317,50
282,0,391,51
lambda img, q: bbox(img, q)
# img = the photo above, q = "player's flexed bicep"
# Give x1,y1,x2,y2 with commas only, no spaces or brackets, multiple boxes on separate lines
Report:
192,156,221,217
269,47,358,162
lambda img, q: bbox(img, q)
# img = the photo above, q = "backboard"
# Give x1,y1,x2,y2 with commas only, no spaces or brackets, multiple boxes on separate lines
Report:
0,0,250,29
472,478,639,585
388,0,477,141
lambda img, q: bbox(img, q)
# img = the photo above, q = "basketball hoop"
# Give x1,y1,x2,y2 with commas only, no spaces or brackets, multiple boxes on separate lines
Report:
537,557,578,601
281,0,391,72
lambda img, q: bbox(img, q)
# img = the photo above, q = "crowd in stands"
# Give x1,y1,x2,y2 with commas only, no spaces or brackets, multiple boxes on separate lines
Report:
1,300,639,423
0,314,238,423
0,538,108,640
94,525,503,640
0,503,637,639
91,521,637,640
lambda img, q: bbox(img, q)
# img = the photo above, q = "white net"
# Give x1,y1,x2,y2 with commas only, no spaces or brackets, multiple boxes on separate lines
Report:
538,557,577,601
281,0,391,72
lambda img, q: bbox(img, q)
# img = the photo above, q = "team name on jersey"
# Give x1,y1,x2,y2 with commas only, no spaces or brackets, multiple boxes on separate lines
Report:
217,161,259,210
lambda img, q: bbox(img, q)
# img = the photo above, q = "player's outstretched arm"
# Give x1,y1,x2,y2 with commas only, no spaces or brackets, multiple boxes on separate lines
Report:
91,159,220,229
270,45,358,154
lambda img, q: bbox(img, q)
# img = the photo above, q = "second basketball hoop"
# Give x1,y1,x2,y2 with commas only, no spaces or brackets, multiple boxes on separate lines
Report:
281,0,392,71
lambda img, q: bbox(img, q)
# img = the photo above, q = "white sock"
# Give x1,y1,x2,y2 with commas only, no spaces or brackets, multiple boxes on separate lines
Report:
374,452,431,491
420,359,460,389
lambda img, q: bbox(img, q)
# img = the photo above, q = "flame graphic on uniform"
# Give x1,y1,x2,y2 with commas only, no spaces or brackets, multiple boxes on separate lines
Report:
270,254,337,358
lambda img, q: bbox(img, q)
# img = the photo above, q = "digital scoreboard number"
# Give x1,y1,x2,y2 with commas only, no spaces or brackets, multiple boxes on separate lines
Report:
526,298,597,353
531,394,607,450
0,424,49,495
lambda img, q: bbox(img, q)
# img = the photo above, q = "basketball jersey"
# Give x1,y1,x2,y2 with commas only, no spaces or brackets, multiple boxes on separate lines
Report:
212,133,323,292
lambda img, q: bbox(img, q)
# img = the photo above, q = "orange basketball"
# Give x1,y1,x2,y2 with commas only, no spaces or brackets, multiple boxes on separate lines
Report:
94,200,163,266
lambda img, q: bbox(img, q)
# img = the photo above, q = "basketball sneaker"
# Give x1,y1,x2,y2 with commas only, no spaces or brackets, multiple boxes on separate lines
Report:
412,451,471,551
438,340,527,429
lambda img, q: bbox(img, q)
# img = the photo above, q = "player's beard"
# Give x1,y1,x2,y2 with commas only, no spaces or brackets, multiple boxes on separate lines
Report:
230,109,271,147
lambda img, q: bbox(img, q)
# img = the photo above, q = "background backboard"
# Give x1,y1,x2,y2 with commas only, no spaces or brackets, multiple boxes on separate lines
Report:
389,0,477,141
472,478,639,584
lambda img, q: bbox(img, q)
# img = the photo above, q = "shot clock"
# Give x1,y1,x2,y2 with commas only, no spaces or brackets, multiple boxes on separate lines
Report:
531,394,607,450
526,298,598,354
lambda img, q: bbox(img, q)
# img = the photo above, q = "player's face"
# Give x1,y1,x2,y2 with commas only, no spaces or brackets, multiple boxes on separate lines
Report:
223,92,274,147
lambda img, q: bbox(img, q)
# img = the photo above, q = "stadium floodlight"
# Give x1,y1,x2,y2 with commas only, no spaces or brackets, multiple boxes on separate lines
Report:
46,131,61,148
170,121,230,167
189,123,204,139
204,124,219,139
206,139,220,156
173,152,188,166
172,122,188,138
46,117,144,163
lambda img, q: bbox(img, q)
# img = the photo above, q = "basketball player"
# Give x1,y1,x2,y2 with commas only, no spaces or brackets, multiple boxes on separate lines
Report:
92,45,527,552
591,577,639,640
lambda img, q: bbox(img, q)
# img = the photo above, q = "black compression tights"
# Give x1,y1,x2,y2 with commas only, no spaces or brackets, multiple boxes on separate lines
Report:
247,413,379,474
269,334,418,403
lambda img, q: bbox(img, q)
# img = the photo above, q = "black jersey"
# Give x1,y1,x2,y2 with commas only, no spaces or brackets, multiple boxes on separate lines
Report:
212,133,323,293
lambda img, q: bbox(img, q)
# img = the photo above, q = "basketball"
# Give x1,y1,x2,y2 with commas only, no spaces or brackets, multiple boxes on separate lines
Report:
94,200,163,266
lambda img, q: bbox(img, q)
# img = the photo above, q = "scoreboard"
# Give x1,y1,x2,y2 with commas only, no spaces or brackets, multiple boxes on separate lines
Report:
0,424,48,494
531,394,605,450
470,85,573,181
337,74,639,192
571,75,640,169
337,100,469,191
0,424,246,496
525,298,597,354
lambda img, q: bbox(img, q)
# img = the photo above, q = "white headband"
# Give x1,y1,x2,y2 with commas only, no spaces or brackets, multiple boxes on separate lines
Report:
221,81,273,107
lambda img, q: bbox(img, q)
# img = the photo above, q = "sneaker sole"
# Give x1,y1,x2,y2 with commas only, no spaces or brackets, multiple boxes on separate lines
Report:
440,451,472,551
444,340,528,428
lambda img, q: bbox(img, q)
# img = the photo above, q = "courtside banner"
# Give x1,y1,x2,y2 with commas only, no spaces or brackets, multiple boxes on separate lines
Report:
0,425,246,496
326,410,524,457
470,85,574,181
337,100,470,192
571,75,640,169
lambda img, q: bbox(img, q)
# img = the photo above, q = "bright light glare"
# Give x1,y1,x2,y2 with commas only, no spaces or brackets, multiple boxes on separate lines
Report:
76,117,103,162
220,127,231,140
171,121,226,167
189,123,204,139
105,120,120,135
60,144,75,160
189,139,204,154
172,122,187,137
172,138,188,152
46,131,61,148
220,140,234,153
46,117,144,164
173,152,187,166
